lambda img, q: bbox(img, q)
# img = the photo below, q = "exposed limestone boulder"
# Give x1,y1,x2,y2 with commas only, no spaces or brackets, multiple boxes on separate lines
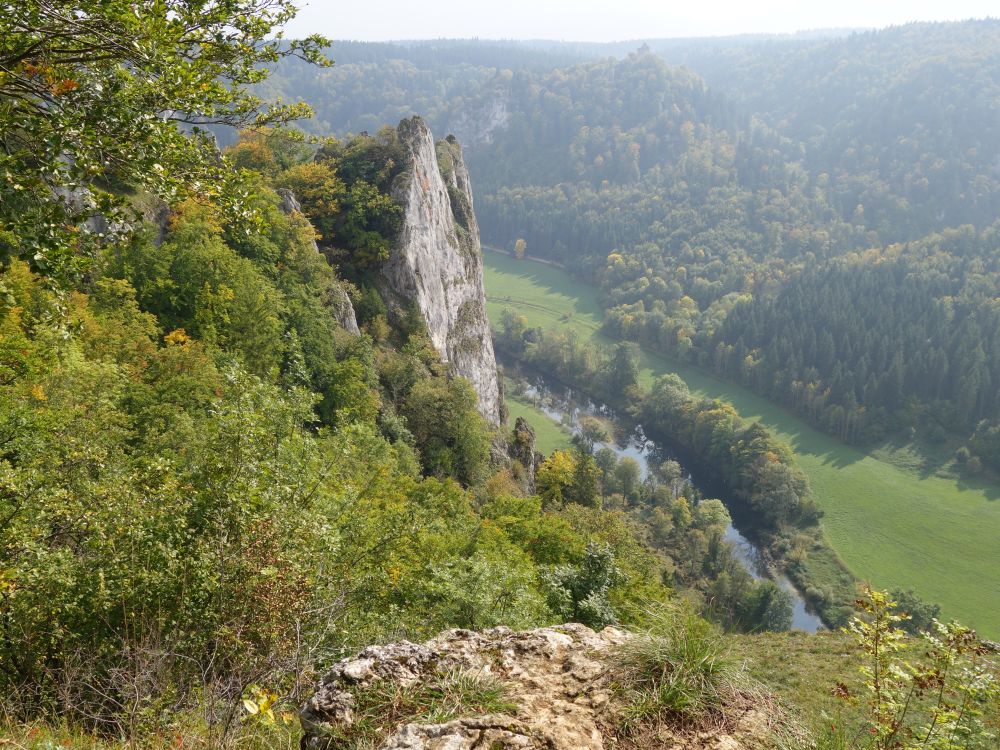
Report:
382,116,502,424
300,624,787,750
301,624,625,750
276,188,360,336
277,187,302,215
329,284,361,336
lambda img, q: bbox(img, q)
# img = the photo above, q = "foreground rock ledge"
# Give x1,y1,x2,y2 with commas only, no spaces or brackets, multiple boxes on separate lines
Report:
299,624,777,750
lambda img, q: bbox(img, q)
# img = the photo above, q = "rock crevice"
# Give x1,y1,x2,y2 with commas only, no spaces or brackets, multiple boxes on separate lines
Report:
300,624,785,750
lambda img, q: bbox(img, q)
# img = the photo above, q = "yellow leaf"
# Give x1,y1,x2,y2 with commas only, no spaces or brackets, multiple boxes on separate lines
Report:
164,328,191,346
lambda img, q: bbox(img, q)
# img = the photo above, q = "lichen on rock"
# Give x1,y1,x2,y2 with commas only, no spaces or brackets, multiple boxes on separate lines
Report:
300,624,790,750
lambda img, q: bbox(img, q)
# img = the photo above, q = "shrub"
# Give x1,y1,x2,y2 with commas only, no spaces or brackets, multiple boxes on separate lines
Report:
840,588,999,749
544,543,623,629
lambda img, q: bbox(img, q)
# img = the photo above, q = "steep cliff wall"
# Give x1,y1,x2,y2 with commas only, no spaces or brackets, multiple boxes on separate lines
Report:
382,117,502,424
449,92,510,147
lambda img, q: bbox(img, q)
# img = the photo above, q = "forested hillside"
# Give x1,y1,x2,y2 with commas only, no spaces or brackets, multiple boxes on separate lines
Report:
2,5,823,741
253,40,589,139
714,229,1000,443
263,22,1000,467
654,22,1000,238
5,5,1000,747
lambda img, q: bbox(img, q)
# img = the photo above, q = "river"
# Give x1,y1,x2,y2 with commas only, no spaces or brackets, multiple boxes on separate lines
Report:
512,372,825,633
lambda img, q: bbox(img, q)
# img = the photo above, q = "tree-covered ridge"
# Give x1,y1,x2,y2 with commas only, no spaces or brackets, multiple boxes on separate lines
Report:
655,20,1000,239
463,50,734,189
3,9,1000,747
254,40,589,140
0,6,688,732
2,13,807,735
259,23,1000,465
0,161,677,736
713,227,1000,443
469,33,1000,466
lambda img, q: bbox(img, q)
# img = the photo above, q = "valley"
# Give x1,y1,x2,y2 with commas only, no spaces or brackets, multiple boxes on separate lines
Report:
504,365,826,632
6,8,1000,747
485,249,1000,638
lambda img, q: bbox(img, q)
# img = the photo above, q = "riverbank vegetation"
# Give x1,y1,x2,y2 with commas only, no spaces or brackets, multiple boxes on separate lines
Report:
496,309,856,627
484,251,1000,638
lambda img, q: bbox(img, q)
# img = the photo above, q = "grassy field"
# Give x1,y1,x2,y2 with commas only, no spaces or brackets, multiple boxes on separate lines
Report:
504,391,574,454
484,251,1000,638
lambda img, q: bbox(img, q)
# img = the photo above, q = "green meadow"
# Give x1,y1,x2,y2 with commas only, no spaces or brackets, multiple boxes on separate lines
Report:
484,250,1000,638
504,391,574,454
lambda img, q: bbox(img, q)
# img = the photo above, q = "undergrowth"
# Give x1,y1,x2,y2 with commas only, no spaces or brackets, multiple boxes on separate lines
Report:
611,604,811,749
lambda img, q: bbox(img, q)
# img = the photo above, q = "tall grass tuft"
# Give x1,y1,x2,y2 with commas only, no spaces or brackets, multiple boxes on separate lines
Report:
613,603,736,731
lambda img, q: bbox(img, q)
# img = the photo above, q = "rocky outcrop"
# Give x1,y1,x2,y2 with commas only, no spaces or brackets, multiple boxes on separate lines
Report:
276,188,360,336
300,624,789,750
301,624,626,750
509,417,543,493
329,284,361,336
449,93,510,147
382,117,501,423
277,187,302,215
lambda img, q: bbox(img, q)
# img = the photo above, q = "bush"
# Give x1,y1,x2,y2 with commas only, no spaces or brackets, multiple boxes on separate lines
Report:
544,543,623,629
841,588,999,749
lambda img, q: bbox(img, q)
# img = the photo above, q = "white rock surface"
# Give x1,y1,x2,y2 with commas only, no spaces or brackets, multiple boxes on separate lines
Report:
449,94,510,147
382,117,501,423
300,624,626,750
300,624,786,750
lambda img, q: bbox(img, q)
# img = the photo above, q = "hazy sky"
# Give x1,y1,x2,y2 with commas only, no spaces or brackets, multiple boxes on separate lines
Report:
283,1,996,42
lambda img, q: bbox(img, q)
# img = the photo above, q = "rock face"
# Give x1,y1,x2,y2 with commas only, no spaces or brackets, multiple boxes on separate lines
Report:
276,188,361,336
382,117,502,424
509,417,543,493
449,93,510,147
300,624,784,750
329,284,361,336
301,624,627,750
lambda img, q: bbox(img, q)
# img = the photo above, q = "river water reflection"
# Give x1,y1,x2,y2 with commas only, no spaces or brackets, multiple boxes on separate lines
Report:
515,375,824,633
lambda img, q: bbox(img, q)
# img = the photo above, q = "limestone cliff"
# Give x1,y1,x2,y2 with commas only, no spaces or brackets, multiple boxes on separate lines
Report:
382,117,501,424
509,416,543,493
448,91,510,147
